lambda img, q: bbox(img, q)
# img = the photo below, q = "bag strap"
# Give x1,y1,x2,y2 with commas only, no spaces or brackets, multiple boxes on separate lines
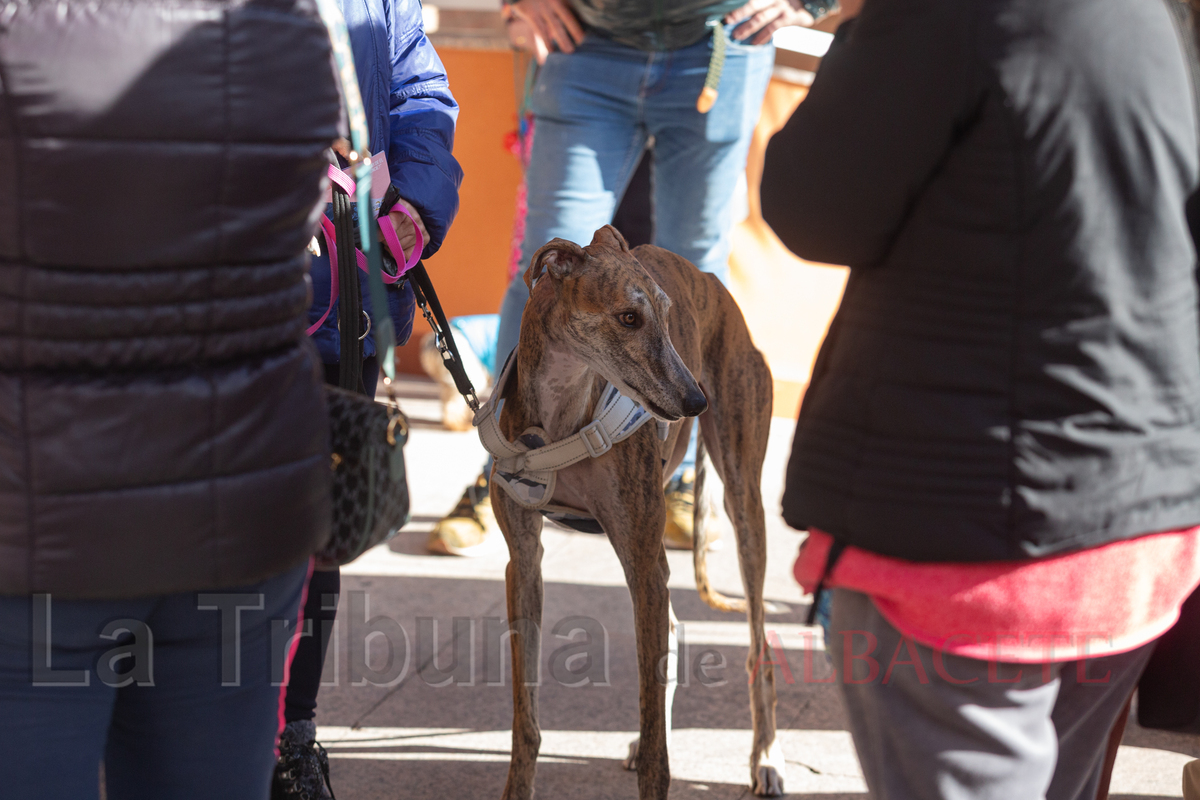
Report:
333,182,364,392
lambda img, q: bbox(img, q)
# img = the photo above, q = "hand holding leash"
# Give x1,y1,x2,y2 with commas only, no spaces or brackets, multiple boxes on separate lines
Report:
386,198,428,263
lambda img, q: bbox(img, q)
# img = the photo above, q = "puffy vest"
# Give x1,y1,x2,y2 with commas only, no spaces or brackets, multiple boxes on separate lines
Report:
0,0,341,597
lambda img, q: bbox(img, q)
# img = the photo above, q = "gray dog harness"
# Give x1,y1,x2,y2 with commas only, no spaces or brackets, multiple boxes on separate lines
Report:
474,354,667,520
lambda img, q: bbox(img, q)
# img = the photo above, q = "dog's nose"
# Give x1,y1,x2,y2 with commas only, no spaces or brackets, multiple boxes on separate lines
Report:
681,387,708,417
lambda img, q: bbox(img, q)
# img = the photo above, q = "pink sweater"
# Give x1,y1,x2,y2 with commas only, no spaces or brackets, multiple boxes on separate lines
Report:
794,527,1200,663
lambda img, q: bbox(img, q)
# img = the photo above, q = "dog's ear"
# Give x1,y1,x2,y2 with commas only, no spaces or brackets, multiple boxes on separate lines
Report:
526,239,586,290
592,224,630,252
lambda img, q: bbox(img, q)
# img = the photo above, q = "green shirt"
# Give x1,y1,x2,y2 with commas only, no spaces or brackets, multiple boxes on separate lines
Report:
569,0,744,51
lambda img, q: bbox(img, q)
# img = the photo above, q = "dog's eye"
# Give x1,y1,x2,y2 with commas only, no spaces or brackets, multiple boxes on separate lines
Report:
617,311,640,328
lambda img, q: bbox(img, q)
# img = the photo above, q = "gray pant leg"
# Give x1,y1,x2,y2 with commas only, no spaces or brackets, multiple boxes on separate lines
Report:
831,588,1150,800
832,588,1059,800
1046,644,1150,800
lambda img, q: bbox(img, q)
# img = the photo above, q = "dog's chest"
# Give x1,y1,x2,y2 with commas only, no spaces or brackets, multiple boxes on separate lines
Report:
530,349,597,440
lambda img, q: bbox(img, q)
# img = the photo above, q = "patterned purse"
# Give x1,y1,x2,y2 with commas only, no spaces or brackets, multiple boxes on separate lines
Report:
317,385,410,567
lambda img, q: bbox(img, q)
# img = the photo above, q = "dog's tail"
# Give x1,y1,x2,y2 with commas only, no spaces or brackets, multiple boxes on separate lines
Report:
692,435,748,613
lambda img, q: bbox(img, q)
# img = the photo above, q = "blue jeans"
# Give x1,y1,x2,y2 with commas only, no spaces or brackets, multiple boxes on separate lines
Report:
497,28,774,362
497,29,773,474
0,562,308,800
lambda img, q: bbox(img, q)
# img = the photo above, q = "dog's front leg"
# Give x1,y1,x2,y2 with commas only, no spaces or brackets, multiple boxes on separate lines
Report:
624,603,677,772
494,492,545,800
599,489,672,800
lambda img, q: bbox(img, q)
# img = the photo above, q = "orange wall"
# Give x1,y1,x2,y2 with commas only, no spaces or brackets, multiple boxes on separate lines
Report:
397,47,523,373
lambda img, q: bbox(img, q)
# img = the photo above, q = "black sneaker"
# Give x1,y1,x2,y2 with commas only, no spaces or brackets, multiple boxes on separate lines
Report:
272,720,335,800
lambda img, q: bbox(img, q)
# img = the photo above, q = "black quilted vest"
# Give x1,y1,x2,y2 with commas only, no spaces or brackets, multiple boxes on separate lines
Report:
0,0,340,597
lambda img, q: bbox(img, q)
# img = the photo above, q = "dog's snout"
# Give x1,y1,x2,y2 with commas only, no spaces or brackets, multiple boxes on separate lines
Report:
681,386,708,417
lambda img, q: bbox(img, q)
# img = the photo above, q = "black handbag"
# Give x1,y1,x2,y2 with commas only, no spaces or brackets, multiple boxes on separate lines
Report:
319,383,410,566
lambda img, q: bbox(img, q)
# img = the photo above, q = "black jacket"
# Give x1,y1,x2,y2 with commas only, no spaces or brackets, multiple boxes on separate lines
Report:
762,0,1200,561
0,0,340,597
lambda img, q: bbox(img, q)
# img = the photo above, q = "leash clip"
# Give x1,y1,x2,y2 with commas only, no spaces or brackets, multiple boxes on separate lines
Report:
580,420,613,458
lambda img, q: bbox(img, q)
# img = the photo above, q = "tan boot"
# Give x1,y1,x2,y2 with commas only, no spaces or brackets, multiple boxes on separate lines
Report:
1184,760,1200,800
662,469,721,551
426,474,499,556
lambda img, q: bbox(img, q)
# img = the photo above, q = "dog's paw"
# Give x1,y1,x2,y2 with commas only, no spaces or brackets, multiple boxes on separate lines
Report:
623,738,639,771
751,740,787,796
752,765,786,796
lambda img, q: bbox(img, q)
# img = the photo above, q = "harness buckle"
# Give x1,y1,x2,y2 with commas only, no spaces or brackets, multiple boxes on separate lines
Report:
580,420,613,458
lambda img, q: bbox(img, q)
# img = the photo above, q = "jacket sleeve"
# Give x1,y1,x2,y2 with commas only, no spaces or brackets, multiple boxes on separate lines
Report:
386,0,463,257
760,0,976,267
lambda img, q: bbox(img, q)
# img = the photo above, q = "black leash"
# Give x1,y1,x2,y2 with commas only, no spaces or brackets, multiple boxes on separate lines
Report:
409,263,481,413
376,185,481,413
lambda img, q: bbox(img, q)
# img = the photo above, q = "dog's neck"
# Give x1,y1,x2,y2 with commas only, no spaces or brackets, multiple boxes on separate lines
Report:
504,314,605,444
510,342,605,443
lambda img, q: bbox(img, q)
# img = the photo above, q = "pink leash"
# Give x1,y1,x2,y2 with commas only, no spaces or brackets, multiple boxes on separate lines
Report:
306,164,424,336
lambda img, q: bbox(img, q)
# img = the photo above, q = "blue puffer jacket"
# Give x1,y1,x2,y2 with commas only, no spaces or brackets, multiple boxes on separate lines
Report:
309,0,462,363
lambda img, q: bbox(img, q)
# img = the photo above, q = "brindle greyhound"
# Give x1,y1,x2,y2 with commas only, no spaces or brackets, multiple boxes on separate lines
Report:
489,225,784,800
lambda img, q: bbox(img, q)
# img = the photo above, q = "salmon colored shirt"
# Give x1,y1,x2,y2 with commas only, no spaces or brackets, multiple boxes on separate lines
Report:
794,527,1200,663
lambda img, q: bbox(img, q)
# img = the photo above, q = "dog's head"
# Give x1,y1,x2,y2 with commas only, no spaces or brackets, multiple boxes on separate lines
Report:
525,225,707,421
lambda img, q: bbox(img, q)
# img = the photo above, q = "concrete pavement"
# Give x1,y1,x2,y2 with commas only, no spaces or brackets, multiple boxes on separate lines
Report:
313,376,1200,799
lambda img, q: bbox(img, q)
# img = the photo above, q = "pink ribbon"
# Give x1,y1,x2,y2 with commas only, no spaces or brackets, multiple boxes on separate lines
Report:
306,164,425,336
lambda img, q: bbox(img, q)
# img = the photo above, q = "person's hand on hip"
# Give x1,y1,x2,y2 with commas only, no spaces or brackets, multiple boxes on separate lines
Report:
726,0,815,44
505,0,584,64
